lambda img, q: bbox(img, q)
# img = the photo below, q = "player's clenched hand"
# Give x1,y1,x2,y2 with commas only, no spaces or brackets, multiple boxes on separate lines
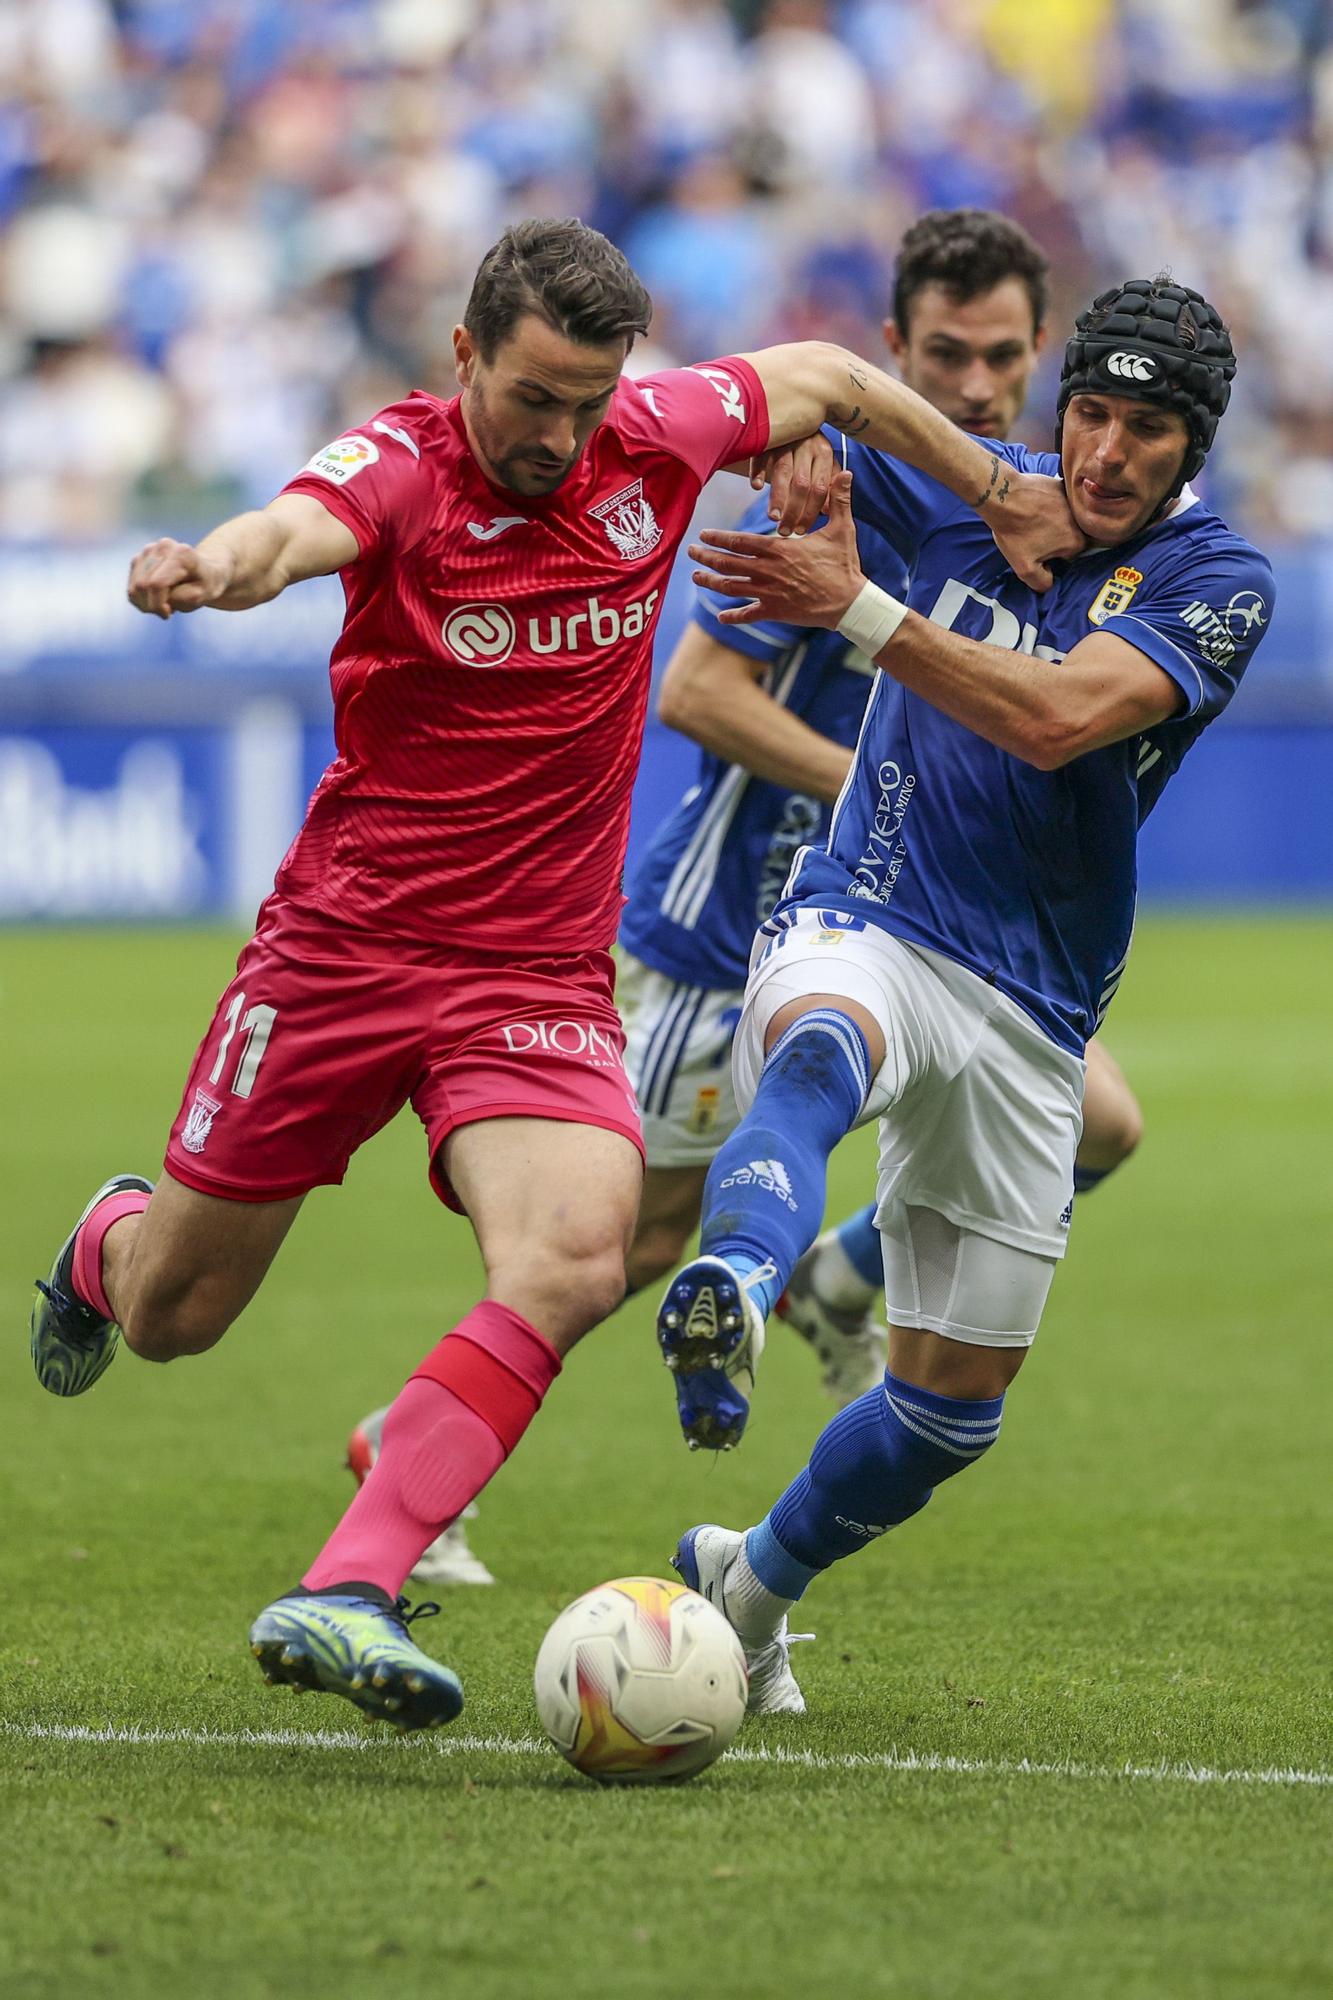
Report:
984,468,1086,593
693,468,865,630
127,538,235,619
748,432,839,536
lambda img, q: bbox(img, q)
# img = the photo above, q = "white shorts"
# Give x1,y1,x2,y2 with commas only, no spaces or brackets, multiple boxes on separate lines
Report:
618,952,744,1168
734,909,1086,1345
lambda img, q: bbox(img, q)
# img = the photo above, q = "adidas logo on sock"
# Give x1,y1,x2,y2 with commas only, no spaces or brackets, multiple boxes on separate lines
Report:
835,1513,889,1539
719,1159,797,1211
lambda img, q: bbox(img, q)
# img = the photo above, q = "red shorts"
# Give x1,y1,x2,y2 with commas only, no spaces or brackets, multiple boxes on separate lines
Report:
165,899,644,1210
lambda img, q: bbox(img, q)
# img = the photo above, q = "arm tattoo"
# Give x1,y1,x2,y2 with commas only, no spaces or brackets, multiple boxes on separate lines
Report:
831,404,871,437
971,458,1013,509
829,364,873,435
971,456,1002,509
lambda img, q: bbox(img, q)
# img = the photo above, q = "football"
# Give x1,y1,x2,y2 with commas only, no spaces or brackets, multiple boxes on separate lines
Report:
533,1575,748,1784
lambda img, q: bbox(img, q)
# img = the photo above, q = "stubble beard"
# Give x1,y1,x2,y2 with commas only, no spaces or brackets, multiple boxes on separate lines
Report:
464,383,575,495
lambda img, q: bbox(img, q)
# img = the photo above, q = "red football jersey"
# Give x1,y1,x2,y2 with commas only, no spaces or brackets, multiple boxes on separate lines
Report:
274,359,769,953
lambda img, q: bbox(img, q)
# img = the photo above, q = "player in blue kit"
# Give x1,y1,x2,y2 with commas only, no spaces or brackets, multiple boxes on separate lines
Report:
617,516,894,1406
624,210,1142,1446
659,276,1273,1711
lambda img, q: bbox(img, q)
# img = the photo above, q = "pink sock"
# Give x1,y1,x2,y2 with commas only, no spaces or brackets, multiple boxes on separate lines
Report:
302,1301,561,1598
71,1191,151,1320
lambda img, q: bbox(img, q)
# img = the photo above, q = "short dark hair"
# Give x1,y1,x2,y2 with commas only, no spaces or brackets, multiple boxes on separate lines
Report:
464,219,653,362
892,209,1049,338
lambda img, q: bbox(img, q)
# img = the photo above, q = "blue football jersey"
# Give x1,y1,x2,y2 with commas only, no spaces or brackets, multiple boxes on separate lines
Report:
775,435,1274,1054
620,491,894,989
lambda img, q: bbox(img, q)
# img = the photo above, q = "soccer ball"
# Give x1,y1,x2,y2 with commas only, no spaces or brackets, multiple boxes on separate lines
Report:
533,1575,748,1785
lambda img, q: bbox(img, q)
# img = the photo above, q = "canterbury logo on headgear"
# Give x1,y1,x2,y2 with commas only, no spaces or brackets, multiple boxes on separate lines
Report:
1057,276,1236,492
1104,351,1158,382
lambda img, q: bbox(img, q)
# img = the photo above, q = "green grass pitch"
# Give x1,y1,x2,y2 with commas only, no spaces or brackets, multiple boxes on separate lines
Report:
1,916,1330,2000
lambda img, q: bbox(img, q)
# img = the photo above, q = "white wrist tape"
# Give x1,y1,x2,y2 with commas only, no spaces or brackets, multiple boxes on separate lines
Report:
836,581,908,659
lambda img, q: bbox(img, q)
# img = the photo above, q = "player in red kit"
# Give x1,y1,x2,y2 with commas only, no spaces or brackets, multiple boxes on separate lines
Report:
30,219,1080,1730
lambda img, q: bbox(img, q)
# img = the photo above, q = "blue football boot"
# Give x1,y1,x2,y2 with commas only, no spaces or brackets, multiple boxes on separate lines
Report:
656,1255,771,1451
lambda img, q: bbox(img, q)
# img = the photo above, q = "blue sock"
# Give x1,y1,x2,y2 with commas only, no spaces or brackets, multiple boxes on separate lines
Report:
1073,1164,1111,1194
834,1202,882,1288
745,1369,1006,1599
700,1008,870,1319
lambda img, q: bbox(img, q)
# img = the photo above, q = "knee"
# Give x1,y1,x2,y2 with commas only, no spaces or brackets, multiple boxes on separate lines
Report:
493,1238,629,1348
888,1332,1027,1403
120,1283,231,1363
557,1240,630,1334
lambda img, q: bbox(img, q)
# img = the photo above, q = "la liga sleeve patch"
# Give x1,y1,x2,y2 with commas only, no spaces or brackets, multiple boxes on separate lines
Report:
304,434,381,484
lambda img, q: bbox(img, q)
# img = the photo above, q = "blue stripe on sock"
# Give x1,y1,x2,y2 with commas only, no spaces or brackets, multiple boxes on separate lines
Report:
883,1370,1005,1460
767,1008,871,1109
746,1516,821,1602
763,1374,1007,1578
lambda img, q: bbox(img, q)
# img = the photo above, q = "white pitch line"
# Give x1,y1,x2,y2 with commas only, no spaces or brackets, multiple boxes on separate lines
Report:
4,1721,1329,1790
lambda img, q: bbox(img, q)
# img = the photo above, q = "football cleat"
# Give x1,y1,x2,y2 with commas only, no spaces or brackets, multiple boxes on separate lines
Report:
346,1408,496,1586
775,1233,887,1407
672,1523,809,1717
656,1256,770,1451
30,1174,154,1397
248,1584,464,1730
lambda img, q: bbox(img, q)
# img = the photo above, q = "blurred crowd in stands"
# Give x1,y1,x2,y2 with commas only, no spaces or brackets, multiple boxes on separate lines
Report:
2,0,1331,543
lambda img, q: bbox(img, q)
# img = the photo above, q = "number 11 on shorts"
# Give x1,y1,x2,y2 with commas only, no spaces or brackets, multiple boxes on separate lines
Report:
208,990,277,1100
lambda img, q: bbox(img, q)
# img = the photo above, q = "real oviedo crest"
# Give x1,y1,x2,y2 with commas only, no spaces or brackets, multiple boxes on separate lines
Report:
1087,565,1144,627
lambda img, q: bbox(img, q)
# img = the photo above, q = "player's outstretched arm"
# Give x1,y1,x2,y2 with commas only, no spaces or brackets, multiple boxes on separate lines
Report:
657,622,853,803
127,495,360,619
740,341,1085,588
691,470,1179,770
